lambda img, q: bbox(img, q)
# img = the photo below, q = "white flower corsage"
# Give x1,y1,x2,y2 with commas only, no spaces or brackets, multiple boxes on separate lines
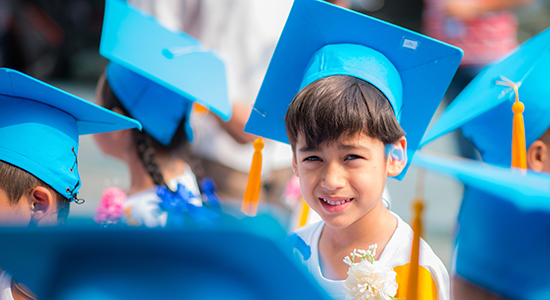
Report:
342,244,399,300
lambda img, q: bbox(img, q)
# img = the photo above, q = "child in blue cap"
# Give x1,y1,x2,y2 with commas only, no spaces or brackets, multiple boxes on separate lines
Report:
420,27,550,300
93,0,231,228
0,67,141,299
0,68,140,228
244,0,462,298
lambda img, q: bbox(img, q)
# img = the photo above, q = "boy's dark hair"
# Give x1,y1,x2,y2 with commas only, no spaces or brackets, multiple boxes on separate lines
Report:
0,160,70,224
286,75,405,150
99,74,205,193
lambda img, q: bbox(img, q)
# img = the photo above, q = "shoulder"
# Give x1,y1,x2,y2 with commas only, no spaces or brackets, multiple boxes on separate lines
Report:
292,221,324,246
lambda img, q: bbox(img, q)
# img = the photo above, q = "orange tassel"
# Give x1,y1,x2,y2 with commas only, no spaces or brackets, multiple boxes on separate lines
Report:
407,199,423,300
298,198,310,228
496,77,527,170
510,85,527,169
407,169,426,300
242,138,264,216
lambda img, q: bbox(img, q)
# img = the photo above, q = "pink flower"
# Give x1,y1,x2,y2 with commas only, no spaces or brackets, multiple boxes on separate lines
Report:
283,175,302,207
94,187,127,224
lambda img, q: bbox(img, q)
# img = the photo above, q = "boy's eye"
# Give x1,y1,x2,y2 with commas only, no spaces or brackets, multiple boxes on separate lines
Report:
345,154,362,160
303,156,322,162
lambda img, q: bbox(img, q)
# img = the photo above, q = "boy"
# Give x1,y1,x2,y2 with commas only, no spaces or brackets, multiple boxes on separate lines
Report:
244,0,462,298
0,68,140,227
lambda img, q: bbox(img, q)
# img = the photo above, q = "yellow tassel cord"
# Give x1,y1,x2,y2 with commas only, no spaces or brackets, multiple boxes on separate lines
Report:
242,138,264,216
298,198,310,228
406,169,425,300
496,77,527,170
193,102,209,114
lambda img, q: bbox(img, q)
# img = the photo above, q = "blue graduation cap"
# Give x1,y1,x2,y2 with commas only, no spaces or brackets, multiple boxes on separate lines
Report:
244,0,463,179
0,68,141,201
0,216,332,300
421,27,550,166
100,0,231,145
454,187,550,300
411,151,550,299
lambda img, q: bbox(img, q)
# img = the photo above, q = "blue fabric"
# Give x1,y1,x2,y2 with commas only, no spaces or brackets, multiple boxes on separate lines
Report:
244,0,462,180
199,177,222,212
0,68,141,200
282,233,312,261
421,27,550,165
156,184,219,228
456,188,550,300
101,0,231,145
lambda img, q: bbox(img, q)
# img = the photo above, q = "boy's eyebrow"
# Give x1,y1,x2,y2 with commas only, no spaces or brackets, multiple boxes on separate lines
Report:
339,144,370,151
298,145,318,152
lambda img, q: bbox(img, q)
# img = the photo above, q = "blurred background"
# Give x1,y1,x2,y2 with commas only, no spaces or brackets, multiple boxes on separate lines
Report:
1,0,550,270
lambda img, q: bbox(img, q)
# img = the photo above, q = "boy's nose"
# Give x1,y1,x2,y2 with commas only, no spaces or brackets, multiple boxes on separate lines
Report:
320,162,346,191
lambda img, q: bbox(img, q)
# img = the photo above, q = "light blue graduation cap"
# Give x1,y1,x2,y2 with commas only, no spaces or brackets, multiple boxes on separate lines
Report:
421,28,550,166
0,216,332,300
411,151,550,299
0,68,141,201
244,0,463,179
100,0,231,145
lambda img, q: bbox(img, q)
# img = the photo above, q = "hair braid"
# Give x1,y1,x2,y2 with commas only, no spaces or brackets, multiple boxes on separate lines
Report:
133,130,173,192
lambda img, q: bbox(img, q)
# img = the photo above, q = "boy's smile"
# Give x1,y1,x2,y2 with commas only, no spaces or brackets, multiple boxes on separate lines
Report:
292,132,406,230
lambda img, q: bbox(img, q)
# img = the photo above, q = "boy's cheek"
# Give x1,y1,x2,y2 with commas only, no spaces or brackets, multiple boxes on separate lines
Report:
0,189,31,226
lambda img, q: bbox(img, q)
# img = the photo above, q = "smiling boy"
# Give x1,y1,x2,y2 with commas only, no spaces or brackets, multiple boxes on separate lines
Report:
244,1,462,299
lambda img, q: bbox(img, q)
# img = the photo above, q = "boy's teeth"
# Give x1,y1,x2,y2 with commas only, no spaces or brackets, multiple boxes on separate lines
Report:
321,198,351,206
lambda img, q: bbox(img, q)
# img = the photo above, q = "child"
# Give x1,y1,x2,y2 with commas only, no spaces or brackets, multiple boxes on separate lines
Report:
0,67,140,299
93,0,231,227
0,68,140,227
418,27,550,299
244,0,462,298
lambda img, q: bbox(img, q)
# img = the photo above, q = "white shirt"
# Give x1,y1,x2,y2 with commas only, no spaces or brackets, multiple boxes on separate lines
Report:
0,271,14,300
123,166,203,228
293,213,450,300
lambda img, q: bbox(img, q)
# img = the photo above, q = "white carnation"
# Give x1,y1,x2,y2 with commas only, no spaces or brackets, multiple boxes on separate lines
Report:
343,259,398,300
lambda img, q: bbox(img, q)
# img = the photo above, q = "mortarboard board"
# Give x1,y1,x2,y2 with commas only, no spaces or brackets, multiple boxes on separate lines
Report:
0,68,141,201
100,0,231,145
244,0,463,180
421,27,550,167
402,151,550,299
0,216,332,300
454,187,550,300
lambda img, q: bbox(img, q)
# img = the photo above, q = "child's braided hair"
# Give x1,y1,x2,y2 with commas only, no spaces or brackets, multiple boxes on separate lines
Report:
98,74,205,193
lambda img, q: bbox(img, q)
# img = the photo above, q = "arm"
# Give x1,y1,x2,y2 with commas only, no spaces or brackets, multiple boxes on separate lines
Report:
214,102,258,144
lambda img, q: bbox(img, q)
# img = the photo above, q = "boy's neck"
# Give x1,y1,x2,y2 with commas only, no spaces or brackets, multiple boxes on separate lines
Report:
321,200,397,252
318,200,398,280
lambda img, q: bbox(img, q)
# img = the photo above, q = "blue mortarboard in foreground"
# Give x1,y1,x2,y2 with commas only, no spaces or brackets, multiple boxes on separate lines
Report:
244,0,462,179
100,0,231,145
421,27,550,166
0,216,331,300
411,151,550,299
455,188,550,300
0,68,141,201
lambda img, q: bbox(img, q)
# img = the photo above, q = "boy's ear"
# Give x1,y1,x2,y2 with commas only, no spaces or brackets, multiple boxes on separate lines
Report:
292,155,299,177
29,186,58,226
527,140,549,172
387,137,407,177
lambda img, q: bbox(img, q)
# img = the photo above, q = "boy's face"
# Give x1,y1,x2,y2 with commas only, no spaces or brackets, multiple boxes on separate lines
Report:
292,132,404,229
0,188,32,226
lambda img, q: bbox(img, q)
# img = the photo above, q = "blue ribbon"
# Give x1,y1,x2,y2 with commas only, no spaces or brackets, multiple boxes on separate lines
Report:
199,178,222,212
282,233,311,261
156,183,219,228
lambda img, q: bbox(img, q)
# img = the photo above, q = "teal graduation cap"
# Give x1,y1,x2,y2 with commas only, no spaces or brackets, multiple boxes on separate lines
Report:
244,0,463,179
0,68,141,201
421,27,550,166
100,0,231,145
410,151,550,299
0,216,332,300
